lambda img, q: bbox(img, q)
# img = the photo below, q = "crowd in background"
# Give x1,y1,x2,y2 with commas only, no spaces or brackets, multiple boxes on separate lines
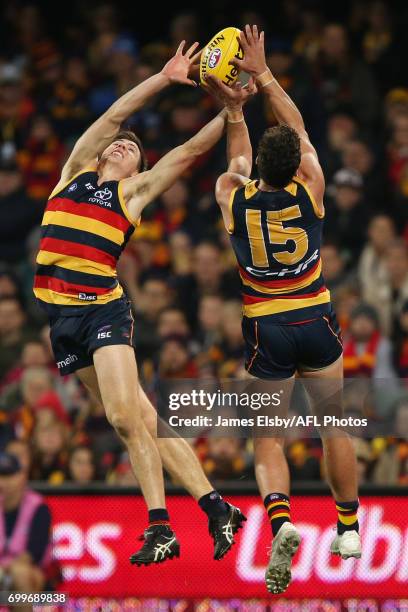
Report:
0,0,408,488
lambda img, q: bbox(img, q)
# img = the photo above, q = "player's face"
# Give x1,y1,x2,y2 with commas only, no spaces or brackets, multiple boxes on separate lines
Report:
101,139,141,177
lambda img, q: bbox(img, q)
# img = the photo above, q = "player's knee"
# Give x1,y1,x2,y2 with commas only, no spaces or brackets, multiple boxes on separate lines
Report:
108,403,140,439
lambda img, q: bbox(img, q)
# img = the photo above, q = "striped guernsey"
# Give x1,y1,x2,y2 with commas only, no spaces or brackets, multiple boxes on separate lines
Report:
34,168,137,316
228,176,330,324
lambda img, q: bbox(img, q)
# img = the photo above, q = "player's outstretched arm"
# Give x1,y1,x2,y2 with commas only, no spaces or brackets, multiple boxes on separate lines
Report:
120,109,228,222
57,41,200,184
204,74,256,231
232,25,325,212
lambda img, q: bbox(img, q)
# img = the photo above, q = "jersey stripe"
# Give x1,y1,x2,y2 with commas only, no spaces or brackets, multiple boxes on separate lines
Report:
40,225,122,259
42,211,124,245
34,284,123,306
37,250,116,277
242,289,331,317
34,275,116,296
35,264,117,290
46,197,131,232
34,170,134,313
239,259,322,295
39,237,116,269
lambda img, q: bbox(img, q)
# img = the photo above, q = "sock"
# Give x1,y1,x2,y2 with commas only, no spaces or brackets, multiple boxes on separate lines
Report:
264,493,291,536
198,491,228,517
335,500,359,535
148,508,170,526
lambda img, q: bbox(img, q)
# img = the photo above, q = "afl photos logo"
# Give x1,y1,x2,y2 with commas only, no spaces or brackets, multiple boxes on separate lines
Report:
208,48,222,69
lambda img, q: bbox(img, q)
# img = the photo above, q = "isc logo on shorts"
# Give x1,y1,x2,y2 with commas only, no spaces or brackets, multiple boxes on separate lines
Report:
97,331,112,339
97,325,112,340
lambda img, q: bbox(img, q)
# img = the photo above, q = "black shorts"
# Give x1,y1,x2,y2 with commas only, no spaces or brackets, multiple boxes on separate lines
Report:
49,297,134,376
242,309,343,380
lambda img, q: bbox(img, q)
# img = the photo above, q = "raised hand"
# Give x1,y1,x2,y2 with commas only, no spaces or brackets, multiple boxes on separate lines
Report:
229,25,268,78
204,74,257,110
161,41,201,87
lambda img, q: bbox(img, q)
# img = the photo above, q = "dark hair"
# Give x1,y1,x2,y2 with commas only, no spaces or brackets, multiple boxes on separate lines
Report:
108,130,148,172
257,125,301,189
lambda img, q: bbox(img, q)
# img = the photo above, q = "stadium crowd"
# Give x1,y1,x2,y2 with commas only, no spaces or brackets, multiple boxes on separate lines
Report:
0,1,408,488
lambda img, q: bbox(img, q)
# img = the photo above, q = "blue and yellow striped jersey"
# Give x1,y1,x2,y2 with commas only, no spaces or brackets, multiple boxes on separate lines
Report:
228,177,330,323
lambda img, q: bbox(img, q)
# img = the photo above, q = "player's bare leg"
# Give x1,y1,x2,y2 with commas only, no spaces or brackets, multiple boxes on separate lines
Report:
252,376,300,594
78,365,246,560
300,355,361,559
92,345,180,565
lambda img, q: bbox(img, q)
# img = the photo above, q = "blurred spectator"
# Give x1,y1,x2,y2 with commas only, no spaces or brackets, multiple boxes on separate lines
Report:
378,240,408,337
0,451,52,601
343,303,396,378
30,416,68,484
393,301,408,377
175,242,240,328
66,446,96,484
358,214,396,328
286,441,321,481
313,23,379,127
325,168,369,260
372,400,408,484
158,336,198,379
0,160,42,264
17,115,65,201
320,112,358,180
321,242,355,294
341,139,387,208
202,436,252,481
1,340,50,390
0,297,36,378
353,438,374,485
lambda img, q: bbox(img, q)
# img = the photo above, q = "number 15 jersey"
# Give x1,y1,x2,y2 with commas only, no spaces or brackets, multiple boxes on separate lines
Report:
228,176,330,324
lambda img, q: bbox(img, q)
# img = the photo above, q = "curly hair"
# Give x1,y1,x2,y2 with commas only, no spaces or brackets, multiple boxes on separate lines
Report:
257,125,301,189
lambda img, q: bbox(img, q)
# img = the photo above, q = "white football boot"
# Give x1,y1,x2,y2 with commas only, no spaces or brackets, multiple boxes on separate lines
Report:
265,522,301,594
330,530,361,559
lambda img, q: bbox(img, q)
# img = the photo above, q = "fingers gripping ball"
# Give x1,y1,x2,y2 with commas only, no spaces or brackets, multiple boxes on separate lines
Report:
200,27,244,87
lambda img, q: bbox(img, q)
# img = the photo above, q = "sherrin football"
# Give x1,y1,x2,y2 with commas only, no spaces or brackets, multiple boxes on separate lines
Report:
200,27,244,87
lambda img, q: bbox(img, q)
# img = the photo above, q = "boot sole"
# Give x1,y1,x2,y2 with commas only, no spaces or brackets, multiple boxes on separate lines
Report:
265,531,300,594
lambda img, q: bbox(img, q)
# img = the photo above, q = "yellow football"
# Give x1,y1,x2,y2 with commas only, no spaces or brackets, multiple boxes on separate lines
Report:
200,27,244,87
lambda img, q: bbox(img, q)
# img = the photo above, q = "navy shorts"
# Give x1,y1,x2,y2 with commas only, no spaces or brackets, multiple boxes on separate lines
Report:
242,309,343,380
49,297,134,376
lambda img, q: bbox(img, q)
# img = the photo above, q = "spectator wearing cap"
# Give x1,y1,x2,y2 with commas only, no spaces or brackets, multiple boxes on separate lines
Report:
0,451,52,603
325,168,369,260
0,160,41,264
343,303,396,378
